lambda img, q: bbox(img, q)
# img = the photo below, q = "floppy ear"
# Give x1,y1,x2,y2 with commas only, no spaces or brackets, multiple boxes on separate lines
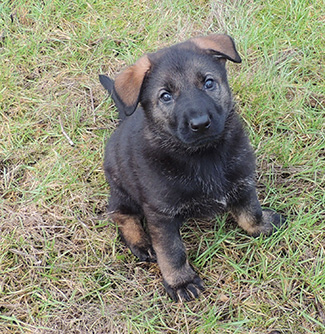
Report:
99,74,114,94
191,34,241,63
99,74,128,120
114,55,151,116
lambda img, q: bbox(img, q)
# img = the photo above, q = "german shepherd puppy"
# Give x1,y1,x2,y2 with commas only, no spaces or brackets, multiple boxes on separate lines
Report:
99,34,285,301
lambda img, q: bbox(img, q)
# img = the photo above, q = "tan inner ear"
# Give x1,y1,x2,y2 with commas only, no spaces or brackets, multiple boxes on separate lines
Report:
191,34,239,61
114,55,151,107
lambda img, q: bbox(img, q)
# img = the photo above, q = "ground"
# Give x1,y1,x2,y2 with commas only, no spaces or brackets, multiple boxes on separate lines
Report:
0,0,324,333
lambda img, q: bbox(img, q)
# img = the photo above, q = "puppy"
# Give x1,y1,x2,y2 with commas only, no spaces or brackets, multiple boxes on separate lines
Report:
99,34,285,301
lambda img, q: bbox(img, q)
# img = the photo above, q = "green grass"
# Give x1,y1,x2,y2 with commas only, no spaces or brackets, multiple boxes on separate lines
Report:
0,0,324,333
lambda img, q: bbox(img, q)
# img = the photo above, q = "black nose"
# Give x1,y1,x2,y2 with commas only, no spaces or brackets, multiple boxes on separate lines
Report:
189,115,211,132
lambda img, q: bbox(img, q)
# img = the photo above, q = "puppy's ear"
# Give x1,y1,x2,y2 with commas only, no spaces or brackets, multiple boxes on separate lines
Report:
114,55,151,116
191,34,241,63
99,74,128,120
99,74,114,94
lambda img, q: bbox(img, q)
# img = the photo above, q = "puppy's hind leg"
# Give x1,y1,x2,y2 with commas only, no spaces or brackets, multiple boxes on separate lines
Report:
111,212,157,262
108,190,156,262
229,187,286,237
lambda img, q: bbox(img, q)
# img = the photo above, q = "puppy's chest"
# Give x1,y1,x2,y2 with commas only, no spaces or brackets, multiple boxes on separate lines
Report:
161,162,229,217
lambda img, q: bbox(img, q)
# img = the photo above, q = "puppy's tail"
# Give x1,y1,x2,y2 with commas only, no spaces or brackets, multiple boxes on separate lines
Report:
99,74,127,121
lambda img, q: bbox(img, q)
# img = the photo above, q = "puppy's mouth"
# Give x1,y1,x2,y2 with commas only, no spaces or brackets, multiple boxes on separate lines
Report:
177,132,223,147
176,122,225,147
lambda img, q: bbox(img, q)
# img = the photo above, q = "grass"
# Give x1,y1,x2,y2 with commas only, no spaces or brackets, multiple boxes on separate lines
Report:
0,0,324,333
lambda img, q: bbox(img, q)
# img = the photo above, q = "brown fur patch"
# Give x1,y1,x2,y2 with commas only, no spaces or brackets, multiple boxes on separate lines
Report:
111,212,147,247
233,210,282,236
190,34,241,63
114,55,151,107
235,211,261,235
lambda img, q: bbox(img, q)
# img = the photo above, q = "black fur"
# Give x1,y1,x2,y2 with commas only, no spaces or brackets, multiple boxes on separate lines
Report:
99,34,285,301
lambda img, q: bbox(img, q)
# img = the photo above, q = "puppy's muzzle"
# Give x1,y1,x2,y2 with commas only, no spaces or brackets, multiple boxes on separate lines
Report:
189,115,211,133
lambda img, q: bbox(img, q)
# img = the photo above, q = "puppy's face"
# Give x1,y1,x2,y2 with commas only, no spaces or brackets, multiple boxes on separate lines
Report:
141,48,234,147
102,34,242,146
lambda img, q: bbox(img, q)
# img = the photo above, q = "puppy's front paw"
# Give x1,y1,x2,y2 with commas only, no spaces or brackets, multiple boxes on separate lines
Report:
163,275,204,302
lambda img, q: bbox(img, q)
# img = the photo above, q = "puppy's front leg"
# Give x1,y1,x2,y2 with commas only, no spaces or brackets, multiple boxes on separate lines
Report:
145,209,204,301
230,187,286,237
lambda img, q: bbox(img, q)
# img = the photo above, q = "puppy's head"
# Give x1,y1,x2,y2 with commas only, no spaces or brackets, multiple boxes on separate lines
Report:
107,34,241,147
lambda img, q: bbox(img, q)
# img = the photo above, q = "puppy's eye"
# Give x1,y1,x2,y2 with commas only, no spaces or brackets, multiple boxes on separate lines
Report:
159,91,173,103
204,78,215,90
